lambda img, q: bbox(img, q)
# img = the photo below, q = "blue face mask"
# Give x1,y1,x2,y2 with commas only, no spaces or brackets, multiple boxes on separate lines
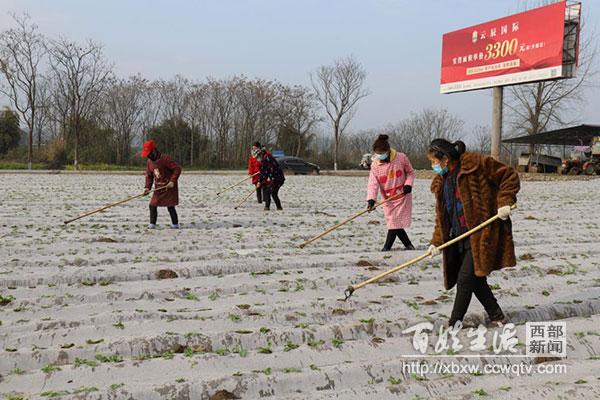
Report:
432,164,448,175
372,152,388,161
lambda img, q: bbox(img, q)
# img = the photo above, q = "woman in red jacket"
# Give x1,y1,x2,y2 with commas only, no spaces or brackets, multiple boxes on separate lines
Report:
141,140,182,229
248,141,263,203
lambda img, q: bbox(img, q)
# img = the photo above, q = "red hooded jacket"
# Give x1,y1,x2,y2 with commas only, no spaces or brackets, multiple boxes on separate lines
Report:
248,155,261,184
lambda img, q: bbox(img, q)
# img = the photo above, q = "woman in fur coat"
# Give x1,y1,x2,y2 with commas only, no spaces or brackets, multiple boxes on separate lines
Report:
427,138,520,328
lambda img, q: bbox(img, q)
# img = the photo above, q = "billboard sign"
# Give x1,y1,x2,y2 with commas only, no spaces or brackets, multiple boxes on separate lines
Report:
441,1,570,94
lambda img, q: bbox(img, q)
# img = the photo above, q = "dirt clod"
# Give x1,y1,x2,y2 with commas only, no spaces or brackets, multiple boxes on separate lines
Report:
210,390,240,400
156,269,178,279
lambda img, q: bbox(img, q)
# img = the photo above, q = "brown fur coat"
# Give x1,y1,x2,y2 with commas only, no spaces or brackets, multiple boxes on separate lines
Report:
430,152,520,290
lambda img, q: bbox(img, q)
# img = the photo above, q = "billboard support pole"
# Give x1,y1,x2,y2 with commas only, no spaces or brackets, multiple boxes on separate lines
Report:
491,86,503,160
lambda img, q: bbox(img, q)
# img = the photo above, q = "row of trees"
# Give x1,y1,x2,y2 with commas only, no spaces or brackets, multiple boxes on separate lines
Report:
0,14,369,169
323,109,491,170
100,76,323,168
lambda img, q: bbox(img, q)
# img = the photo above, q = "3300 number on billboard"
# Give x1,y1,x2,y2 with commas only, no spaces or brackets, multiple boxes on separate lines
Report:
484,39,519,60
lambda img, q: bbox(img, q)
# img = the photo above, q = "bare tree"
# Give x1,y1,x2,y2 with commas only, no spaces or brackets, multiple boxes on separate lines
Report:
45,71,71,141
101,75,147,164
276,84,321,157
156,75,189,121
206,78,236,167
33,75,50,148
347,129,374,155
139,81,162,142
470,124,492,154
233,77,278,162
311,55,369,170
0,13,46,169
380,108,463,167
47,38,112,168
184,82,208,166
506,9,599,150
402,109,461,147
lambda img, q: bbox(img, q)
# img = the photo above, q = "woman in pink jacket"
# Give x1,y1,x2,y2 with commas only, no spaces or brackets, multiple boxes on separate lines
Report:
366,134,416,251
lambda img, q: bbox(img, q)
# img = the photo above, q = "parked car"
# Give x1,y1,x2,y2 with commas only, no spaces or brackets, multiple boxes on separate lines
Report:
275,156,320,175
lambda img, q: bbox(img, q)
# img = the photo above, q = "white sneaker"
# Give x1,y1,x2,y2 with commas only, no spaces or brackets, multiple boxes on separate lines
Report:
148,224,157,229
171,224,180,229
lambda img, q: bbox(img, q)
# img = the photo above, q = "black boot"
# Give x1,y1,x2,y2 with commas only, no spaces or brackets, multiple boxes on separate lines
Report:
262,186,271,210
272,187,283,210
256,187,263,204
397,229,415,250
382,230,397,251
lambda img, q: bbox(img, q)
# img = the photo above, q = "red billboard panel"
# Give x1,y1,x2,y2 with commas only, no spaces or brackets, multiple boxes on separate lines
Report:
441,1,567,94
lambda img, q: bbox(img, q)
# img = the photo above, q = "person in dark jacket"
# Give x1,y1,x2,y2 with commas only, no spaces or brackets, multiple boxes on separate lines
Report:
427,138,520,329
256,148,285,211
142,140,182,229
248,142,263,203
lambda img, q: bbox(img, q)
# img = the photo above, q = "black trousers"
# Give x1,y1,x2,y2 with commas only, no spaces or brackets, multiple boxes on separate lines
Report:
449,244,504,326
149,205,178,225
383,229,413,250
256,187,263,203
262,185,282,210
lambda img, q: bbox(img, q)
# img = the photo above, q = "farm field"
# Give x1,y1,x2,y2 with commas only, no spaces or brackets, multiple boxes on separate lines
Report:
1,173,599,400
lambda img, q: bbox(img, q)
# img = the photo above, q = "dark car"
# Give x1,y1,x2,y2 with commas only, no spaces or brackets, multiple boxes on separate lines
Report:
275,156,320,175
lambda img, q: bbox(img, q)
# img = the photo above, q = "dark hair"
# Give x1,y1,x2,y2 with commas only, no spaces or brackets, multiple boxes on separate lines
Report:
428,139,466,161
372,134,390,152
252,141,261,148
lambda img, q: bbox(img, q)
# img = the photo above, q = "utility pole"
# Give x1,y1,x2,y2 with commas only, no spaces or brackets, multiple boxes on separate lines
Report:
491,86,503,160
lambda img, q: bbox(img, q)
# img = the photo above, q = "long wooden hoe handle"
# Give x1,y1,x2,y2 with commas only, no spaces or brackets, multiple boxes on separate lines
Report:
234,188,256,210
63,185,169,225
217,172,259,196
299,193,404,249
344,204,518,300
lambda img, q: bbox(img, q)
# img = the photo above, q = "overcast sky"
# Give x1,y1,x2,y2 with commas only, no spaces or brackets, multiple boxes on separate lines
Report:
1,0,599,137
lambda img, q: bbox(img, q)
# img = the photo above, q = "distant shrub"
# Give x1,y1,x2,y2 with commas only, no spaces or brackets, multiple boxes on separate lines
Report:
45,138,68,169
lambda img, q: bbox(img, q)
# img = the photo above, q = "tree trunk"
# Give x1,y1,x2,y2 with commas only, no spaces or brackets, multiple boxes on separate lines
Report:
333,123,339,171
74,135,79,169
190,125,194,167
116,134,122,165
28,125,34,170
74,121,80,170
491,86,503,160
296,134,302,157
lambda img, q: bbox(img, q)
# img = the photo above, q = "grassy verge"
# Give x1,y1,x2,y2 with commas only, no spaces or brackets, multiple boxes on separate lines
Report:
64,164,144,171
0,162,47,170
